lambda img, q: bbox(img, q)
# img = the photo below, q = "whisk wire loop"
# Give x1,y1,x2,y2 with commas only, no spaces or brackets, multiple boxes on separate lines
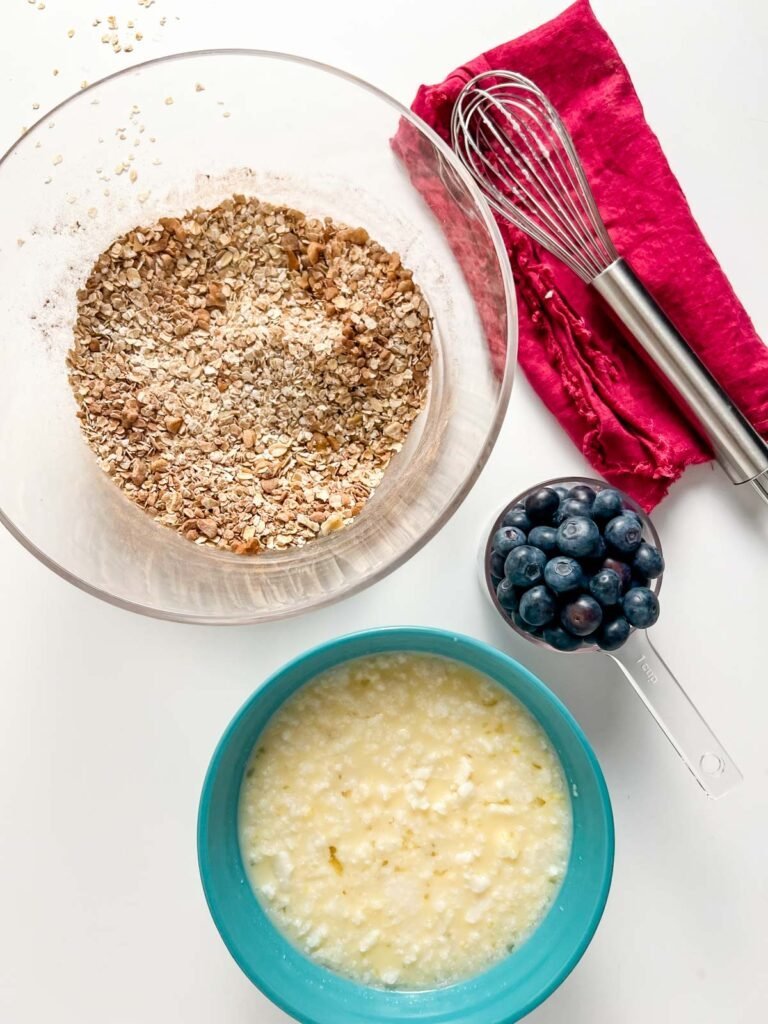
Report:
451,71,618,282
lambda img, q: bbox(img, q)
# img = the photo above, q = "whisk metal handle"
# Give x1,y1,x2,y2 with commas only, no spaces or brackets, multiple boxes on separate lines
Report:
593,259,768,491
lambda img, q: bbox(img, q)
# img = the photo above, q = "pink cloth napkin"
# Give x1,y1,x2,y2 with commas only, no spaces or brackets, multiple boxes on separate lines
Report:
402,0,768,509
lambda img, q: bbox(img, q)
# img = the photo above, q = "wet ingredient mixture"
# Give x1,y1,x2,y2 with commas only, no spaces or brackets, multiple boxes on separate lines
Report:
239,653,571,989
67,195,432,554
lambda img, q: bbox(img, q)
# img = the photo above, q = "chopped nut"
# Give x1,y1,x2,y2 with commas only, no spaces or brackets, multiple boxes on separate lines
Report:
196,518,219,539
130,459,147,486
164,415,183,434
340,227,369,245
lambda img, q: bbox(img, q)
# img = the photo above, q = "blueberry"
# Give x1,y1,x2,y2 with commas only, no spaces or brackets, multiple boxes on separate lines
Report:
502,507,531,532
557,516,601,558
496,577,519,612
544,556,584,593
591,488,624,522
589,536,606,561
623,587,660,628
553,485,570,500
542,624,583,651
605,514,643,554
553,498,592,524
504,545,547,587
568,484,596,506
589,568,622,606
527,525,559,555
492,526,528,557
489,550,506,582
519,585,557,627
524,487,560,524
601,556,632,592
561,594,603,636
596,615,631,651
513,612,543,637
633,541,664,579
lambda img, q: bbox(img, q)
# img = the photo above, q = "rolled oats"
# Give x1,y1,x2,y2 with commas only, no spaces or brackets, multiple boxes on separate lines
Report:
67,195,432,554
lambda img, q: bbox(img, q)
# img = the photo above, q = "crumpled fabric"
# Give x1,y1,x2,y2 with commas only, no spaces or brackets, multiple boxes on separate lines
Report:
400,0,768,508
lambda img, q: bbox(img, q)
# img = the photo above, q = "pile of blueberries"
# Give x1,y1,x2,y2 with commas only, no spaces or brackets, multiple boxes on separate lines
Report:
489,483,664,652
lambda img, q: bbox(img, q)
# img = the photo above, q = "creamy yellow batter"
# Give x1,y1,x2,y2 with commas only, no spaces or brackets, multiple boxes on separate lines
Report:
238,652,571,988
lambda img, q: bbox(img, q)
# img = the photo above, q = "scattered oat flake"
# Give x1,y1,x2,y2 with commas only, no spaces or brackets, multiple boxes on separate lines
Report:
135,32,143,41
108,15,117,29
195,83,205,92
138,190,150,203
81,81,89,89
44,176,52,184
17,239,25,247
67,28,75,38
52,154,63,165
52,68,59,76
129,169,138,183
32,102,40,110
87,208,98,219
164,96,174,105
223,111,231,118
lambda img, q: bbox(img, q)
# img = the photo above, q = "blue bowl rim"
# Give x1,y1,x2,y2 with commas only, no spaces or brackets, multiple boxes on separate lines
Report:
197,626,615,1023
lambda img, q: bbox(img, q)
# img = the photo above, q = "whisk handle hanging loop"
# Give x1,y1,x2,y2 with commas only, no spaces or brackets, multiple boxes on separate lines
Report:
593,259,768,494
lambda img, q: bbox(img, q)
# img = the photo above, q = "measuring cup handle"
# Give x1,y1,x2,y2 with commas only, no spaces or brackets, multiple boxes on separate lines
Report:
607,629,742,798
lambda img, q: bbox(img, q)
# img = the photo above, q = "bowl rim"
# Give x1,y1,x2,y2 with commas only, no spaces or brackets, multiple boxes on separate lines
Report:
0,49,517,625
197,626,614,1023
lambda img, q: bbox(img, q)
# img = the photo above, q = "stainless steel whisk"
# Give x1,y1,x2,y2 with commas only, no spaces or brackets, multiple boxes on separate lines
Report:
452,71,768,505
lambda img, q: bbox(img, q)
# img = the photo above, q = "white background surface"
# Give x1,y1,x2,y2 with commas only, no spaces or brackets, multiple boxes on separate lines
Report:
1,1,767,1022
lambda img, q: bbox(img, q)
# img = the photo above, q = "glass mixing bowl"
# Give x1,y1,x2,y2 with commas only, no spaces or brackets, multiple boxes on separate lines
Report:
0,51,515,623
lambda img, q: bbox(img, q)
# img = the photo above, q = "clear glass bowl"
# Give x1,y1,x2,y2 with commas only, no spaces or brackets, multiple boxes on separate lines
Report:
0,51,515,623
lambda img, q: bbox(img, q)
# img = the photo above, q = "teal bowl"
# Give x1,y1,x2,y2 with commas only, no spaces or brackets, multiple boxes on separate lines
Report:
198,628,614,1023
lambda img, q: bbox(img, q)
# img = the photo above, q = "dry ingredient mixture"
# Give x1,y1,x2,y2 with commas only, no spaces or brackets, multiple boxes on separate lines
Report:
239,653,572,989
67,195,432,554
